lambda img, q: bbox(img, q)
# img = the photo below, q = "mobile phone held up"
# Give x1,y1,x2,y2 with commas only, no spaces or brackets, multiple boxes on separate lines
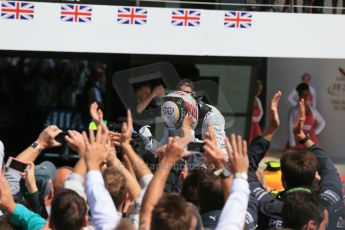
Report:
5,157,29,173
187,141,205,154
54,131,68,144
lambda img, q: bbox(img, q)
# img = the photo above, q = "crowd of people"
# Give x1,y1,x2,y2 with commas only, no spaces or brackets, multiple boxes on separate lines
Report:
0,58,106,112
0,58,109,153
0,71,344,230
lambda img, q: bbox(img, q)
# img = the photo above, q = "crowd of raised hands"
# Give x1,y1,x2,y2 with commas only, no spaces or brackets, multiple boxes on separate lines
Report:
0,91,342,230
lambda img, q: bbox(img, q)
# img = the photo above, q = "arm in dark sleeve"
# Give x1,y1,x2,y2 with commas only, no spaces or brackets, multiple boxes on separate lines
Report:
309,144,344,230
24,191,48,219
248,136,271,172
309,144,342,196
247,135,274,209
248,170,282,228
245,193,259,230
247,136,284,228
248,170,277,211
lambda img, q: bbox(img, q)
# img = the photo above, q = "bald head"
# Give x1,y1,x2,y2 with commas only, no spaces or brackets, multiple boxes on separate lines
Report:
53,166,73,193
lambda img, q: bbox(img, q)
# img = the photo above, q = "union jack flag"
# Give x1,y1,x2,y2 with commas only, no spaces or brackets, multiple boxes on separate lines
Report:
171,9,200,27
117,7,147,25
61,4,92,23
1,1,34,20
224,11,252,29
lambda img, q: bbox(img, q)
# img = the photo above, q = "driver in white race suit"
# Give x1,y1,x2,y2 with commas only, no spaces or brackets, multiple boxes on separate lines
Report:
146,87,227,155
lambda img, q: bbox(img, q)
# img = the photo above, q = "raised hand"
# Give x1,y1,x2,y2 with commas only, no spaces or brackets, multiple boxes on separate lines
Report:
293,99,306,141
155,145,167,162
227,134,248,175
263,91,282,141
106,110,133,148
108,131,121,147
121,109,133,146
203,125,227,169
82,123,109,171
21,162,37,193
164,137,187,162
269,90,282,129
90,102,103,123
36,125,62,149
65,130,86,155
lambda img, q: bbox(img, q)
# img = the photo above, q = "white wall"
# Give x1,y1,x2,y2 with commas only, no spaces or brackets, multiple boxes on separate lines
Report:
1,2,345,58
267,58,345,160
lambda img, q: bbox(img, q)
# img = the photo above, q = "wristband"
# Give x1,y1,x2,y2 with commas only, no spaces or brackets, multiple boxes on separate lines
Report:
299,134,310,145
31,142,42,152
213,167,232,179
234,172,248,181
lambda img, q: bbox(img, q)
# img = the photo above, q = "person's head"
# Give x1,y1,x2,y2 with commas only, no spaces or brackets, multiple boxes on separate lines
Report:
161,91,198,130
302,73,312,84
21,161,57,211
49,189,88,230
280,150,318,189
102,167,127,211
196,172,224,214
151,193,192,230
136,84,152,102
115,219,135,230
255,80,263,97
187,203,204,230
296,83,310,101
283,191,328,230
177,79,194,95
53,166,73,193
181,169,206,206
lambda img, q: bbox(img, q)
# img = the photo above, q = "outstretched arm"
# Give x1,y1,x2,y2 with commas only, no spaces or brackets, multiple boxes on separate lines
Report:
110,109,152,182
293,99,343,229
65,130,86,177
247,92,282,228
0,173,46,230
16,125,62,163
136,85,164,114
203,125,232,199
105,148,141,202
139,116,193,230
262,91,281,142
83,124,121,230
216,134,249,230
139,137,188,230
249,91,281,171
6,125,62,196
293,99,342,196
